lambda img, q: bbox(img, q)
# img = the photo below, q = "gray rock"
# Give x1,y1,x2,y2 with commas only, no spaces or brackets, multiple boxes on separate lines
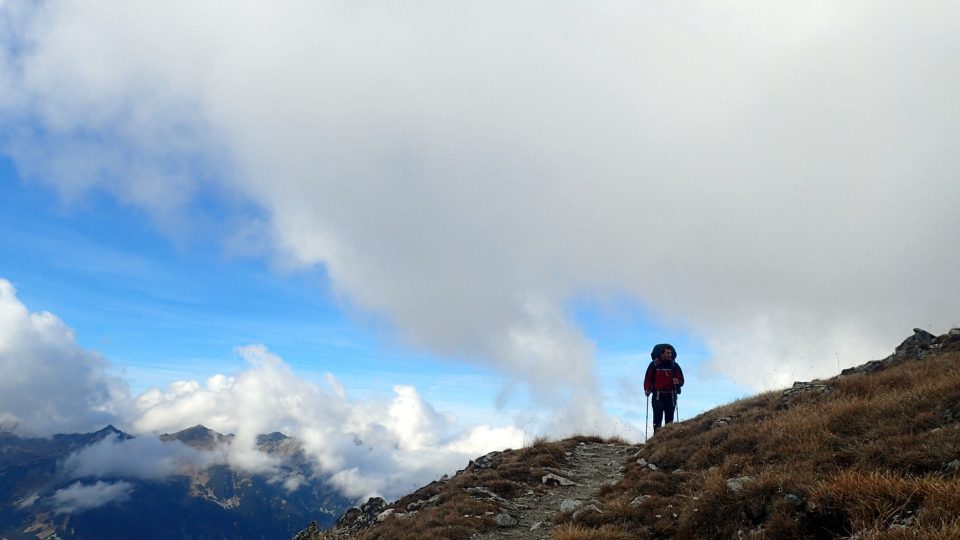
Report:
781,382,832,402
560,499,581,513
726,476,755,493
572,503,602,522
630,495,649,506
495,512,518,527
375,509,395,522
470,450,501,470
333,497,388,533
542,473,576,486
291,522,319,540
405,494,440,511
896,328,939,357
636,457,648,466
466,486,506,502
840,360,886,376
940,459,960,476
942,328,960,352
784,494,802,506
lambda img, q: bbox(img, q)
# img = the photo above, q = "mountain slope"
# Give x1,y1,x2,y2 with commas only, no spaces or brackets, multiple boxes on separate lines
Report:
299,327,960,539
0,425,351,540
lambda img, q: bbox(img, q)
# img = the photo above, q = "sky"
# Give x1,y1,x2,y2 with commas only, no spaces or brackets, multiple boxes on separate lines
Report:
2,0,959,505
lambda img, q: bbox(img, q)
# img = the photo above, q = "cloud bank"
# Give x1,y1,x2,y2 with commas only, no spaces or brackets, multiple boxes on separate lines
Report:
131,344,523,499
0,279,129,435
63,434,225,481
51,480,134,514
0,281,521,500
3,1,960,410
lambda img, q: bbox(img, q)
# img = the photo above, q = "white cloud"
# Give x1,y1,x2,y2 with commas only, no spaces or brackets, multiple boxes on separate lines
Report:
0,279,130,436
63,434,225,480
3,1,960,428
0,283,520,500
16,493,40,509
129,344,524,500
51,480,134,514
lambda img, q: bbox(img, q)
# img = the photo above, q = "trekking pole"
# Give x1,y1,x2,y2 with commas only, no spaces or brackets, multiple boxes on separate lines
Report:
645,393,650,440
674,391,679,422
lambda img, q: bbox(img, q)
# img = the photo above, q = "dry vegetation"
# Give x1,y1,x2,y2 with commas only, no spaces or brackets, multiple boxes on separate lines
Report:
574,350,960,539
306,347,960,540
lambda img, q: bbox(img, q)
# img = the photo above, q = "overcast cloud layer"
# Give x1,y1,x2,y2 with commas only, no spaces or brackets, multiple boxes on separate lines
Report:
2,1,959,413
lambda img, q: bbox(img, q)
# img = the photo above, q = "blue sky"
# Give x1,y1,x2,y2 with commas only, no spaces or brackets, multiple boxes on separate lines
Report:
2,0,959,501
1,154,734,434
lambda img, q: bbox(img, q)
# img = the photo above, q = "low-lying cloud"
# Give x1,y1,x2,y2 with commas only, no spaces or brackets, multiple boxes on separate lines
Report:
0,281,521,500
131,344,523,499
63,434,225,481
3,3,960,425
51,481,134,514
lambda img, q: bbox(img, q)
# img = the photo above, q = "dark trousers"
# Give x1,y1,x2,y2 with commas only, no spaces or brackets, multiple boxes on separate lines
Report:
651,392,676,431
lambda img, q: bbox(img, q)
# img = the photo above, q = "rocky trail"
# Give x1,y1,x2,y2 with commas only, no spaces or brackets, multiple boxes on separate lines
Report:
471,441,637,539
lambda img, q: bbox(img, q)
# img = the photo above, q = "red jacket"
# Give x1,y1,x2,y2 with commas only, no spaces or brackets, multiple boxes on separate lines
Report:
644,360,684,394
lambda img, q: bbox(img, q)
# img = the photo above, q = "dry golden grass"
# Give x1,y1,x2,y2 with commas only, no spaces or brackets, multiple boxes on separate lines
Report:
572,350,960,539
356,492,496,540
552,523,636,540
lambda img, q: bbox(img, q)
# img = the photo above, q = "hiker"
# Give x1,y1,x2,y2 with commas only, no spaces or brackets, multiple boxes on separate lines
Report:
644,343,684,433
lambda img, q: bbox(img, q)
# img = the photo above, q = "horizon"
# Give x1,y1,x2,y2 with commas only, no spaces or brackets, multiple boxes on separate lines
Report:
2,0,959,504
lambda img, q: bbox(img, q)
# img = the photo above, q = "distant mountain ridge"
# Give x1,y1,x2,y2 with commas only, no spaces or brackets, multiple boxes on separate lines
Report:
0,424,351,540
159,424,233,449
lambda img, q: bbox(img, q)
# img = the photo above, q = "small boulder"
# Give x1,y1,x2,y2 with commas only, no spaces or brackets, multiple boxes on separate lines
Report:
405,494,440,512
726,476,755,493
542,473,576,486
470,450,501,470
495,512,518,527
781,382,832,403
572,504,603,523
940,459,960,476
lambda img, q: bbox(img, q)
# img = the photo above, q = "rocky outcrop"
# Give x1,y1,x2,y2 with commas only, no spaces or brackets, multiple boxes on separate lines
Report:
333,497,387,533
840,327,960,377
781,381,833,403
782,327,960,404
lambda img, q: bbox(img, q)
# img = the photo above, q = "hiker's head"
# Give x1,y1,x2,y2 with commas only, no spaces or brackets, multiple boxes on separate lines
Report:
651,343,677,363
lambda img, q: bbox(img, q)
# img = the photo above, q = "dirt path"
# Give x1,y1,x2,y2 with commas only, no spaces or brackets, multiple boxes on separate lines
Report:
471,441,637,539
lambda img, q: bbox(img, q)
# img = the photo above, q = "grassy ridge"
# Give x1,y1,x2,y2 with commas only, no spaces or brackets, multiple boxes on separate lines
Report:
565,349,960,539
304,342,960,539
